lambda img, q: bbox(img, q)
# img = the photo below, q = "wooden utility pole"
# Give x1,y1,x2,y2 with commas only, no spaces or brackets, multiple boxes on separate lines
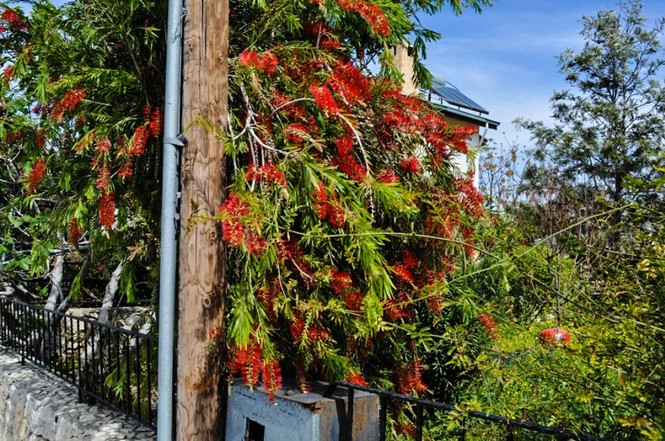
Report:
177,0,229,439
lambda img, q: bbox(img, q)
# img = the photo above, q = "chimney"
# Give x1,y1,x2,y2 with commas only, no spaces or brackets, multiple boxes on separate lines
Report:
393,44,418,96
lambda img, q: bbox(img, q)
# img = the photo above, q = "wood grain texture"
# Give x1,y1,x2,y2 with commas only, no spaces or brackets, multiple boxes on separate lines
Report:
177,0,229,439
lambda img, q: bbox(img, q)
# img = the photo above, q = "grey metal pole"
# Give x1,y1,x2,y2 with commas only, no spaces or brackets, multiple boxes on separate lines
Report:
157,0,184,438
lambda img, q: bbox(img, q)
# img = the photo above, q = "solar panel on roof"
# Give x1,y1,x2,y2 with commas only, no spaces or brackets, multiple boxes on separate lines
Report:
428,78,488,115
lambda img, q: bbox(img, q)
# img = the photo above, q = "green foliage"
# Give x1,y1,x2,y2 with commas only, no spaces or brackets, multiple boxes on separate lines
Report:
1,0,166,303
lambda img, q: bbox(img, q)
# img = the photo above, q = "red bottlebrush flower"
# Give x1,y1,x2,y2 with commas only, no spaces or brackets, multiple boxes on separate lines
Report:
320,36,341,52
347,371,368,387
308,326,330,341
385,292,413,321
141,104,154,122
290,316,305,340
239,50,261,68
99,192,115,229
0,25,6,33
331,269,353,294
149,108,163,137
401,248,418,269
327,204,346,228
68,217,82,246
96,137,111,153
428,293,444,316
377,169,399,183
334,0,391,36
35,129,47,150
259,164,286,186
328,63,371,105
284,123,309,145
262,360,283,401
260,51,278,76
460,225,476,258
63,88,86,111
131,126,149,156
309,84,340,116
344,290,364,311
27,157,47,195
1,9,20,25
332,155,367,183
393,263,415,284
49,88,86,122
96,165,111,191
335,136,354,156
239,345,263,386
396,359,428,395
2,65,14,83
455,175,484,219
219,194,268,256
312,182,329,220
118,159,133,180
477,313,499,339
5,130,23,145
399,156,421,174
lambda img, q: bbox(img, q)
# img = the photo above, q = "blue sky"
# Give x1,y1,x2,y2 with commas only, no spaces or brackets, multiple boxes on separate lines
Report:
419,0,665,148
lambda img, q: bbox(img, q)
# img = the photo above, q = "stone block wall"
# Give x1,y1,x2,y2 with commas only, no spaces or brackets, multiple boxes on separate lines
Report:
0,350,156,441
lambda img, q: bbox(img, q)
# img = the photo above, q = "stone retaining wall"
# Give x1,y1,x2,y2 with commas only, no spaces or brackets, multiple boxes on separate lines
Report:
0,350,156,441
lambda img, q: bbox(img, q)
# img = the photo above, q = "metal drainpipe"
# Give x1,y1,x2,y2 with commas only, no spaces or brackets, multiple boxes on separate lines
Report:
157,0,184,438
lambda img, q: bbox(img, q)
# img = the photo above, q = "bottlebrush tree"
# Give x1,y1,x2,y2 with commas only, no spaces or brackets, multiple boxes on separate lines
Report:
221,0,489,398
0,0,166,304
1,0,492,401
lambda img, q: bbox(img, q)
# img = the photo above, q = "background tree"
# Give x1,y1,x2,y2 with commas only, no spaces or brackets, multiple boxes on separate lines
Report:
517,0,665,206
462,3,665,438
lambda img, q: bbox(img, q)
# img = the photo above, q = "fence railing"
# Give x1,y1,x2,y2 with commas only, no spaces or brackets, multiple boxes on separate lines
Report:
324,381,600,441
0,296,157,428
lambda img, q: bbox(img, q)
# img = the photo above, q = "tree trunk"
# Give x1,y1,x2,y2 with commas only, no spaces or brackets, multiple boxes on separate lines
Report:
177,0,229,439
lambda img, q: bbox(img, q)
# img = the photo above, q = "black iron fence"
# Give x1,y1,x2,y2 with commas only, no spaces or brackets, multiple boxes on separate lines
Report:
324,381,600,441
0,296,157,428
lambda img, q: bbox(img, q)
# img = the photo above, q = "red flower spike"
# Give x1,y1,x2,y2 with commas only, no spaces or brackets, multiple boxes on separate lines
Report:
477,313,499,339
96,165,111,191
1,9,20,25
401,249,418,269
327,204,346,228
396,359,428,395
239,50,262,69
399,156,421,174
2,65,14,83
118,159,133,180
35,129,47,150
334,0,391,36
347,371,368,387
149,108,163,137
309,84,340,116
68,217,81,246
27,157,47,195
96,138,111,153
335,136,354,156
99,192,115,229
393,263,415,284
260,51,279,76
262,360,283,401
131,126,149,156
285,123,309,145
377,169,399,183
328,63,371,105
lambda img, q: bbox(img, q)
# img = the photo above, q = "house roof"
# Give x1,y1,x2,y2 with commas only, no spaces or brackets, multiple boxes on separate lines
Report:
422,78,500,130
